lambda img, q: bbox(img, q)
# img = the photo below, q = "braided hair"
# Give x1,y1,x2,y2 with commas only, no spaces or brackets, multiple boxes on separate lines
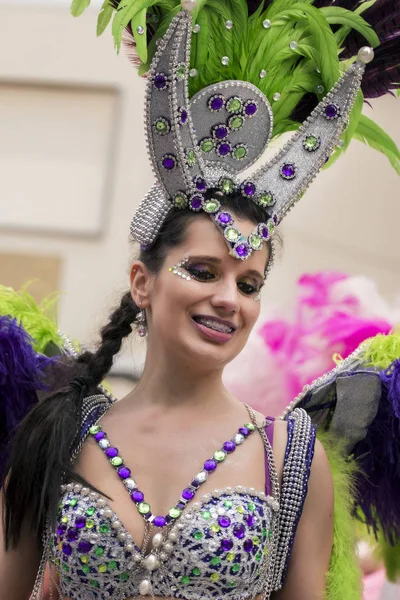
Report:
2,193,277,549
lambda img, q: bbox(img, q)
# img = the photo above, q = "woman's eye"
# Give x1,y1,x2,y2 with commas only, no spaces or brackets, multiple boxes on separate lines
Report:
238,281,260,296
185,265,216,281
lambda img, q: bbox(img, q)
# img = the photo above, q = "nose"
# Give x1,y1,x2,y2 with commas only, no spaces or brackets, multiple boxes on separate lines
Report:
210,277,240,314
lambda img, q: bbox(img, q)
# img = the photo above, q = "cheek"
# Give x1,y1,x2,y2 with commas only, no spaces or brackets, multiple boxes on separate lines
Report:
241,299,260,330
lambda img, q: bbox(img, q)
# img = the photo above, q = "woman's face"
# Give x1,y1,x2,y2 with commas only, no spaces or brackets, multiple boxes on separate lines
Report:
137,214,270,370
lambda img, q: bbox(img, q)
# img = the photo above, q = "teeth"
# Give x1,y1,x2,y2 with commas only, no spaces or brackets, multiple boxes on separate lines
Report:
197,318,233,334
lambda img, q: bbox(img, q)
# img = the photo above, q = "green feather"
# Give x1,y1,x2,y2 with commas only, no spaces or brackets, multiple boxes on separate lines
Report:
362,332,400,370
131,7,148,62
320,7,379,48
97,0,114,36
71,0,91,17
354,115,400,175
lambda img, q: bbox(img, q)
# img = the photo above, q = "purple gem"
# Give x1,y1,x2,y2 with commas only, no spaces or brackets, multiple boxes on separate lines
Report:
233,524,245,539
259,224,269,239
204,459,217,472
281,163,296,179
223,440,236,453
179,108,188,124
218,516,231,528
243,539,254,552
195,177,206,191
57,524,66,536
131,490,144,503
118,466,131,479
273,214,278,225
221,539,234,552
245,102,257,116
176,502,186,510
243,182,256,196
75,516,86,529
210,96,224,111
94,431,106,441
217,142,231,156
214,126,228,140
245,514,255,527
153,515,167,528
235,243,250,258
67,527,79,542
162,155,176,170
62,543,72,556
105,447,118,458
217,212,232,226
191,479,201,488
189,195,203,210
182,488,195,501
78,540,92,553
325,103,339,119
154,73,167,89
238,427,250,437
165,515,173,524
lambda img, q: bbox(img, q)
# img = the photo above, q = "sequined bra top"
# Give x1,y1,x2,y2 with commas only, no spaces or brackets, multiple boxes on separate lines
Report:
46,396,315,600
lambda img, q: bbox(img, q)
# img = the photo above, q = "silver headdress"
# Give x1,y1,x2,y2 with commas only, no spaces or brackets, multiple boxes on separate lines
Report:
130,9,373,260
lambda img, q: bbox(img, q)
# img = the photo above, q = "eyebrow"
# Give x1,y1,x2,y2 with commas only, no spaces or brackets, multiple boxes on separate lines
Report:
187,255,264,281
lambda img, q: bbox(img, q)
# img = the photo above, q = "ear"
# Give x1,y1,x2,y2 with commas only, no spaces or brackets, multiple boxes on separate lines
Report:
130,262,153,309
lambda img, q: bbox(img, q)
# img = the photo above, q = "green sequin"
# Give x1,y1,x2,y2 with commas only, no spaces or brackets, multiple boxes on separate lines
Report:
108,561,117,570
155,118,170,134
200,138,214,153
86,519,95,529
227,97,242,113
231,564,240,574
120,573,129,581
257,193,275,208
81,556,89,564
228,582,236,587
193,530,203,540
95,547,105,557
86,507,96,516
233,145,247,160
173,194,188,209
224,500,233,509
61,516,69,524
202,510,211,520
268,221,275,235
249,234,262,250
210,524,220,533
99,524,110,534
224,227,240,243
89,425,101,435
110,457,123,467
210,573,219,582
268,530,272,540
220,177,234,194
203,200,220,214
82,565,90,574
69,498,78,507
192,567,201,576
90,580,100,588
248,502,256,512
213,450,226,462
138,502,151,515
181,576,190,585
176,64,185,79
99,564,108,573
244,423,255,431
256,552,262,562
262,528,267,538
210,556,220,566
226,552,235,562
230,116,244,130
186,149,196,167
303,135,320,151
236,505,244,514
62,563,69,572
169,507,182,519
252,535,260,545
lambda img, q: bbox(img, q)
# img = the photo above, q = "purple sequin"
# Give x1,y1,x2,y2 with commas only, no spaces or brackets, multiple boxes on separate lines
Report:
221,539,234,552
245,102,257,116
204,459,217,472
75,516,86,529
218,516,231,528
281,163,296,179
243,182,256,196
179,108,188,124
105,447,118,458
118,467,131,479
182,488,195,501
67,528,79,542
217,142,231,156
153,516,167,528
235,243,250,258
195,177,206,192
94,431,106,441
233,524,245,539
214,126,228,140
78,540,92,553
209,96,224,111
189,195,203,210
325,103,339,119
243,539,254,552
57,524,66,536
131,490,144,503
217,212,232,226
245,514,255,527
154,73,167,89
162,156,176,170
223,440,236,453
259,225,269,240
62,543,72,556
238,427,250,437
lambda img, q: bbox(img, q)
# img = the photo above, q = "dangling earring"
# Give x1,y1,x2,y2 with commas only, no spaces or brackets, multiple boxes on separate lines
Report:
137,309,147,337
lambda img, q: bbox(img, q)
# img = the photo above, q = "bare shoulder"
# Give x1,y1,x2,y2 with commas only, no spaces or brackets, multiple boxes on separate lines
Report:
308,438,334,505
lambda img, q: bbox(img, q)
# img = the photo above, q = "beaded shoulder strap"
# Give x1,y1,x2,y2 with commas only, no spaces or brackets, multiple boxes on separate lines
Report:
272,408,316,591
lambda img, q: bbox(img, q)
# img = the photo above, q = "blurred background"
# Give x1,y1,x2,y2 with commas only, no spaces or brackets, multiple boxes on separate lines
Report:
0,0,399,392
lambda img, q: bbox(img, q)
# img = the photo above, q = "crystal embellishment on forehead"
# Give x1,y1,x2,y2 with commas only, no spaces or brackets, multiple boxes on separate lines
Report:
130,9,373,259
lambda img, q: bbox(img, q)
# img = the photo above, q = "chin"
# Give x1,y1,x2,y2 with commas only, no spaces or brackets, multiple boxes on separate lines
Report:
179,330,244,370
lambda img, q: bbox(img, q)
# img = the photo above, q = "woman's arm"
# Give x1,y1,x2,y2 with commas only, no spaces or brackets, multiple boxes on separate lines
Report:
272,438,334,599
0,491,42,600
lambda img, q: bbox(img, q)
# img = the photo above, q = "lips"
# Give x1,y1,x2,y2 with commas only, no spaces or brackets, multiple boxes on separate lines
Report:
192,315,237,334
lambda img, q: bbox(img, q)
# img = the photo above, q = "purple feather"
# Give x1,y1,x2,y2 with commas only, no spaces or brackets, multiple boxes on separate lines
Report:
353,359,400,543
0,316,55,483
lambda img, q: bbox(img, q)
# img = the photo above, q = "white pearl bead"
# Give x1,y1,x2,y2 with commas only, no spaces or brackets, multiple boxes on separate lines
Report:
74,484,82,493
144,554,159,571
337,139,344,148
164,542,173,553
139,579,151,596
225,20,233,30
273,92,281,101
193,24,200,33
357,46,374,65
189,68,198,77
259,69,267,79
289,41,298,50
118,532,127,542
263,19,271,29
134,554,142,563
168,532,178,542
152,533,164,548
97,498,106,507
89,492,98,501
66,483,73,492
125,543,134,552
221,56,230,66
181,0,197,12
112,520,121,530
316,85,324,94
81,487,89,495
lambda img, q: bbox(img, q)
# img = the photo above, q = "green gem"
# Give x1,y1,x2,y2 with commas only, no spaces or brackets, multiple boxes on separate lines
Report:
211,556,221,566
69,498,78,507
200,138,214,153
226,552,235,562
169,507,182,519
61,516,68,524
227,97,242,113
86,519,95,529
62,563,69,572
99,524,110,534
186,149,196,167
89,425,101,435
203,200,220,214
230,116,244,130
86,507,96,517
224,500,233,508
120,572,129,581
202,510,211,520
210,524,220,533
244,423,255,431
65,576,72,583
228,581,236,587
248,502,256,512
252,535,260,545
304,134,319,151
267,221,275,235
193,529,203,540
155,118,169,134
233,145,247,160
262,528,267,538
181,576,191,585
213,450,226,462
81,556,89,564
50,539,55,548
95,547,105,557
224,227,240,242
257,192,274,208
220,177,234,194
268,530,272,540
90,580,99,587
138,502,151,515
173,194,188,209
210,573,219,582
177,64,185,79
110,457,123,467
231,564,240,573
192,567,201,576
108,561,117,570
249,234,262,250
236,505,244,514
256,552,262,562
99,564,108,573
82,565,90,574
